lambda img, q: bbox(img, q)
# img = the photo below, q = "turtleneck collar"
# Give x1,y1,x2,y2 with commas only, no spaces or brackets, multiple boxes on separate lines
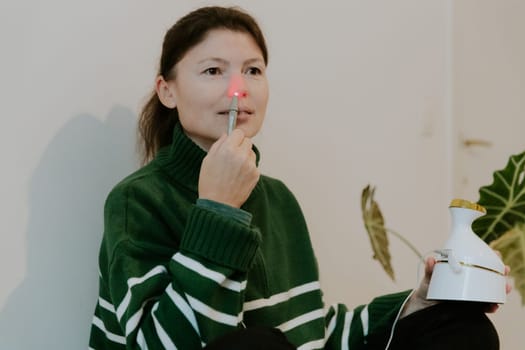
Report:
155,123,261,192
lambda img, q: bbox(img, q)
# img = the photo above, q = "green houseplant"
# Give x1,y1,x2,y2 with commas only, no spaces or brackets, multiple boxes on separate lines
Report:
361,151,525,304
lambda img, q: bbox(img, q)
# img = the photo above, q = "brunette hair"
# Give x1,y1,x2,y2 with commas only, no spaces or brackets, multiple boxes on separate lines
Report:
138,6,268,164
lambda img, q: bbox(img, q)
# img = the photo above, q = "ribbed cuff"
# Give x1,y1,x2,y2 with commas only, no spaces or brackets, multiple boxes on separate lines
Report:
196,199,252,226
181,205,261,272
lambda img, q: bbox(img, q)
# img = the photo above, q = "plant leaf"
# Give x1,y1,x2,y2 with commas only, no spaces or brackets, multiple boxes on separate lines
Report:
489,223,525,305
473,151,525,242
361,185,395,281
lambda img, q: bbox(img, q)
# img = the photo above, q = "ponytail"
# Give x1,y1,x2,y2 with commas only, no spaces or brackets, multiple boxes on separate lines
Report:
137,91,178,165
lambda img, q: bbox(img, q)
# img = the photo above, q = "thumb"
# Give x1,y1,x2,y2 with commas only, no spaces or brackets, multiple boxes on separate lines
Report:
208,133,228,154
424,256,437,284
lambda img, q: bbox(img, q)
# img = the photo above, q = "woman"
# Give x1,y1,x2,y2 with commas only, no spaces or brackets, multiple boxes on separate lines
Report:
89,6,503,350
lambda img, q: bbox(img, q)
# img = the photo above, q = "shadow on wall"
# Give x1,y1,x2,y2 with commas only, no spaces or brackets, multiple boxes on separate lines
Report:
0,106,136,349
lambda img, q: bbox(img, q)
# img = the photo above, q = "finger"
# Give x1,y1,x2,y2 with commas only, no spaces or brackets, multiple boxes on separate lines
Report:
226,128,246,146
421,258,434,286
425,256,436,277
239,136,253,153
209,133,228,154
484,303,500,314
504,265,512,294
506,283,512,294
249,149,257,164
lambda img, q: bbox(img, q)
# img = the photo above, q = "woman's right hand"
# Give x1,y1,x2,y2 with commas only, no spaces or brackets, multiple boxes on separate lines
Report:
198,129,260,208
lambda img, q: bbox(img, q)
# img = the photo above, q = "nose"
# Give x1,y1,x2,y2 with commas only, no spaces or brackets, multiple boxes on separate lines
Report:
227,74,247,98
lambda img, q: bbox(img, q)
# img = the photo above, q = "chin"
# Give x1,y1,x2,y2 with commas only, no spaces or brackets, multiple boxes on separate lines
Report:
239,124,262,138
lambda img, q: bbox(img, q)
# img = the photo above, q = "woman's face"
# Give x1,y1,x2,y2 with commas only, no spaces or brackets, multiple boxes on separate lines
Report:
167,29,269,150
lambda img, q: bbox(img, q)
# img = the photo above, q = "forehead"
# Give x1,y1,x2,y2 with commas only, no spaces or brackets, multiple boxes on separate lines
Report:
183,29,264,62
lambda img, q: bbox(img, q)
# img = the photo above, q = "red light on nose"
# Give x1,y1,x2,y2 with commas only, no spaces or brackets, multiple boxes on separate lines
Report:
227,76,246,98
230,91,247,98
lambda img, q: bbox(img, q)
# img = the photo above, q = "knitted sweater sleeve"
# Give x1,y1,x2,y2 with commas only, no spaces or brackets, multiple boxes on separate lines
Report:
324,291,412,350
90,184,261,350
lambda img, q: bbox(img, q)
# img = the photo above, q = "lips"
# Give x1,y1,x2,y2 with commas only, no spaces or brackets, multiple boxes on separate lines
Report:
235,111,254,120
218,108,254,116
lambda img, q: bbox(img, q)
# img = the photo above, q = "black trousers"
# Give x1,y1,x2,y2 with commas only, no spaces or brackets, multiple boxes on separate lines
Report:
204,302,499,350
203,326,296,350
387,301,499,350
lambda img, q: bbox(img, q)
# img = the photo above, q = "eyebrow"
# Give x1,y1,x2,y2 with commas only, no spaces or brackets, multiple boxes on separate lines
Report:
197,57,265,65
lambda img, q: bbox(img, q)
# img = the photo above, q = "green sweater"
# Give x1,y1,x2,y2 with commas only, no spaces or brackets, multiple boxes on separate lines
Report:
89,123,410,350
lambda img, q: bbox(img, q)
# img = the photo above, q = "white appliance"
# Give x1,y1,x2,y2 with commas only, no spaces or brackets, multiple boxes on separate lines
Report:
426,199,506,303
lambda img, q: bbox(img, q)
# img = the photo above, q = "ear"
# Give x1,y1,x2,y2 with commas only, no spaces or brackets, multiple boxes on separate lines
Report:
155,75,177,108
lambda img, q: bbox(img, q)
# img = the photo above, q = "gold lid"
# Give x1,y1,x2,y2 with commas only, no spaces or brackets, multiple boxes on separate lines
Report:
449,198,486,213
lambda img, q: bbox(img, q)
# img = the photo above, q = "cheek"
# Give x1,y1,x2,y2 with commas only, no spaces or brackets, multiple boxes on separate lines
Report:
183,84,224,111
176,91,207,120
253,82,269,107
255,86,269,124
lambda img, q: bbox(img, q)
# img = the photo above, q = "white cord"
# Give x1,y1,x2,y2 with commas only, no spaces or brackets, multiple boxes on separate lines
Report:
383,289,414,350
383,251,436,349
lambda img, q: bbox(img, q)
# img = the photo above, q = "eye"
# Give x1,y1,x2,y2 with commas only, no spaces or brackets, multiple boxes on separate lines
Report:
203,67,222,75
246,66,263,75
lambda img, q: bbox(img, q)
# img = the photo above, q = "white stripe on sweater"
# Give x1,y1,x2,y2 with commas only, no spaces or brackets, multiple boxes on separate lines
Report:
277,309,325,332
117,265,168,320
125,300,150,337
98,297,116,314
297,338,325,350
152,303,178,350
187,294,240,326
123,285,200,340
173,253,246,292
360,305,369,337
92,315,126,345
341,311,354,350
243,281,321,311
324,304,338,341
165,285,200,335
137,329,149,350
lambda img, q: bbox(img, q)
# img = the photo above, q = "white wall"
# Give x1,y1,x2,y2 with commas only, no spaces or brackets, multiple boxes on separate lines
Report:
258,0,450,307
0,0,520,348
452,1,525,348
